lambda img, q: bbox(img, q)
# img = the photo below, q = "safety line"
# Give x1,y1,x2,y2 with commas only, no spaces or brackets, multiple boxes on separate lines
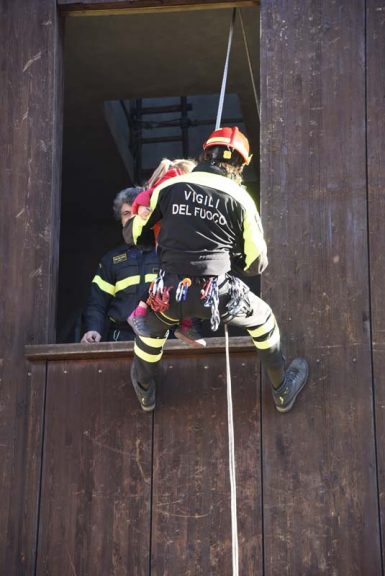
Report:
215,8,237,130
216,9,240,575
239,8,260,120
224,323,239,576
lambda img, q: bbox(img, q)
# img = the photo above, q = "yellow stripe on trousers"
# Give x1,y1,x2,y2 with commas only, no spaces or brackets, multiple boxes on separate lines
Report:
247,314,276,338
249,326,280,350
134,335,167,363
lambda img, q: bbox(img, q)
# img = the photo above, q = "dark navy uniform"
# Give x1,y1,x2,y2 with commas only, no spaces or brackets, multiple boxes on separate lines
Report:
82,244,159,341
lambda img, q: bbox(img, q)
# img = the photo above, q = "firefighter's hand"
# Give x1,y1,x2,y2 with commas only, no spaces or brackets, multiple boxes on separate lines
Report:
81,331,102,343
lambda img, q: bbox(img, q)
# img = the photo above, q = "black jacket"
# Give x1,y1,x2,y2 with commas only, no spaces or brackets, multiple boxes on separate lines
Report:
123,163,267,277
83,244,159,335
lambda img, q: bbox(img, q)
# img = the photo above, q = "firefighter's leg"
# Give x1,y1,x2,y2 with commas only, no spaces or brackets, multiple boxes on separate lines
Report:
130,309,175,412
245,299,308,413
222,281,309,413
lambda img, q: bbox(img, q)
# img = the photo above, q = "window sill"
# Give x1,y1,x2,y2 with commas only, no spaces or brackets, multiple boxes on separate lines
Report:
25,336,255,361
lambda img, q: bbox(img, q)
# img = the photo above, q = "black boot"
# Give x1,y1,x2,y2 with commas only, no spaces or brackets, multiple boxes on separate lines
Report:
272,357,309,413
130,363,156,412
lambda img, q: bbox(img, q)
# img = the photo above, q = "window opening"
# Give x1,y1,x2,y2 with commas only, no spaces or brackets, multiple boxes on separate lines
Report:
57,6,260,343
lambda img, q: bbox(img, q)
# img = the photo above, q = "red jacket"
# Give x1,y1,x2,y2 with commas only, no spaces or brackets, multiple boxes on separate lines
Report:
131,168,183,214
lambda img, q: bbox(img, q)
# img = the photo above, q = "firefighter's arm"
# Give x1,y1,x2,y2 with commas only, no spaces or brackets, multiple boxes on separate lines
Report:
241,208,268,276
81,257,114,339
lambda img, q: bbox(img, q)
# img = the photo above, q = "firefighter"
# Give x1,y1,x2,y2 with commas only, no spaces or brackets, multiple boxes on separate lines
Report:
124,127,309,412
81,187,159,342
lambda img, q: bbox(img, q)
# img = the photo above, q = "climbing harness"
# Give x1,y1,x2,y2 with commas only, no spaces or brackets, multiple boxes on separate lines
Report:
200,278,220,332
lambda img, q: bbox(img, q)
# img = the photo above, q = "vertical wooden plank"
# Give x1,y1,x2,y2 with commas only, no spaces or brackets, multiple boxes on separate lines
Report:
260,1,381,574
151,353,262,576
367,0,385,563
0,0,62,573
36,359,152,576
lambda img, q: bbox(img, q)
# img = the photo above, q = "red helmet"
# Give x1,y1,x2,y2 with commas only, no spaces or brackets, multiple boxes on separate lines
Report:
203,126,252,165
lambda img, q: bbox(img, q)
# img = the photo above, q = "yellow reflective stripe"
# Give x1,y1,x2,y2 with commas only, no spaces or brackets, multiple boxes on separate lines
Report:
243,212,267,270
248,315,276,338
114,274,157,294
92,275,115,296
114,275,140,294
138,335,167,347
150,174,186,208
145,273,157,283
253,327,280,350
134,343,163,363
159,310,179,322
132,215,147,244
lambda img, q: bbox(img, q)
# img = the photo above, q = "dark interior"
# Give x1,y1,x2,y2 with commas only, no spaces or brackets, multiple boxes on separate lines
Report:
57,5,260,342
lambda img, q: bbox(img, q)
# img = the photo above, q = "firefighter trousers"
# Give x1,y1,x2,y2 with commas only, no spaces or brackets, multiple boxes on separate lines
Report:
131,273,285,390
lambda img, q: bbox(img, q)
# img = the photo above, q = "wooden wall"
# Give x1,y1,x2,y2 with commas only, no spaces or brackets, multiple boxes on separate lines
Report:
25,344,262,576
0,0,62,574
261,0,384,574
1,0,385,574
367,0,385,560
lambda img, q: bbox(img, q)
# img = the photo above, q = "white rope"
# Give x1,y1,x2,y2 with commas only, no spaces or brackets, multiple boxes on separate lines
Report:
215,8,237,130
224,323,239,576
239,9,260,120
215,10,240,575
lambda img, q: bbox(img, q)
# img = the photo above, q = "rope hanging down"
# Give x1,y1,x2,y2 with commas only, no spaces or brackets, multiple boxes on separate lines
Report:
239,9,260,120
215,8,237,130
216,8,239,576
224,323,239,576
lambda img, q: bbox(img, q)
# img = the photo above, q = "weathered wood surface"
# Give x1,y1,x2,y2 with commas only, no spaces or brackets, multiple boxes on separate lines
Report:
25,336,256,360
0,0,62,574
151,354,262,575
36,359,152,576
261,1,382,574
58,0,258,13
33,353,261,575
367,0,385,559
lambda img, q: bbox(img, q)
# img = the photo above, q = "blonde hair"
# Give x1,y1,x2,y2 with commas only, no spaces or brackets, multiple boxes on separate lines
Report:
147,158,196,188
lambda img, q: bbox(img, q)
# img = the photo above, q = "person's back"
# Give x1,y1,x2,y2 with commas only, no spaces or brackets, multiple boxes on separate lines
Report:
149,162,265,276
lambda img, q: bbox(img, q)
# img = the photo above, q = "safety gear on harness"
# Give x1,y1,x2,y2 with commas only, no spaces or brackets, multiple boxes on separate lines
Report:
175,277,192,302
146,270,172,313
224,276,252,321
200,278,220,331
203,126,252,165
